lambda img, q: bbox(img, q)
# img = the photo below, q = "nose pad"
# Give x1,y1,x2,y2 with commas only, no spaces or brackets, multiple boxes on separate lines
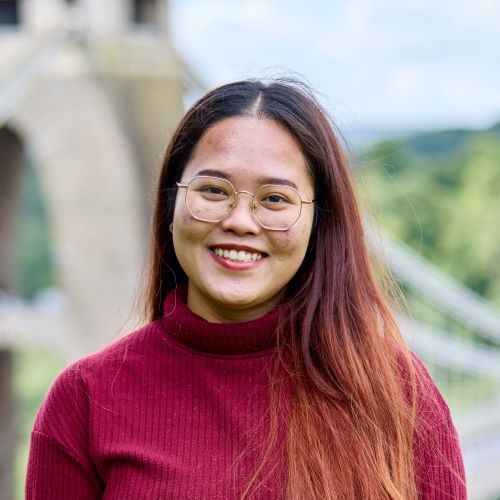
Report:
221,192,260,233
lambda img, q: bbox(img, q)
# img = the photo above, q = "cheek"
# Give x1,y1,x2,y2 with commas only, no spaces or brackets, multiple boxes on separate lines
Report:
172,207,203,260
272,223,312,260
176,212,194,229
173,196,189,223
173,201,198,237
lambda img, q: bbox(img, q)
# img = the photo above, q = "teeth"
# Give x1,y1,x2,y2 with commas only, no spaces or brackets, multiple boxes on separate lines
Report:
213,247,262,262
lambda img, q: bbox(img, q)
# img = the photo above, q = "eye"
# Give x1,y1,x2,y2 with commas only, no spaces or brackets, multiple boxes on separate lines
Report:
202,186,226,196
263,194,288,204
195,183,230,200
259,191,293,210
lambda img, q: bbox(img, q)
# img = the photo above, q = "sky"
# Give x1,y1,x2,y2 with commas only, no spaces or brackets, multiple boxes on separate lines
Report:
169,0,500,133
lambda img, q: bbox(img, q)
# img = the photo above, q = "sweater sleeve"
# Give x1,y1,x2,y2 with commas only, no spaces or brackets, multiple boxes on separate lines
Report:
411,354,467,499
25,362,103,499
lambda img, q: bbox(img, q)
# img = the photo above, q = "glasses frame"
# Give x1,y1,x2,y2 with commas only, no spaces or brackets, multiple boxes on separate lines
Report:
176,175,314,231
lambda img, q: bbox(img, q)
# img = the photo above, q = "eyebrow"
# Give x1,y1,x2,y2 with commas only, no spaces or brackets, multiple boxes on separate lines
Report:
196,169,230,179
259,177,298,190
195,169,299,190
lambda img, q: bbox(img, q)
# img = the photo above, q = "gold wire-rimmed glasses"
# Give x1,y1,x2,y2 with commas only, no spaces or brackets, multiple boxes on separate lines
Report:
176,176,314,231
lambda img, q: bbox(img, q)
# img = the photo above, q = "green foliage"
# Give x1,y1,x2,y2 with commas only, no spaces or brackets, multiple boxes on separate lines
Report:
12,159,57,498
14,349,64,500
14,159,54,298
362,122,500,307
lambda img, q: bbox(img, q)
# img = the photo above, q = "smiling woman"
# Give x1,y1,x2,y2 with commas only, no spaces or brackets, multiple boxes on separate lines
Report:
26,79,466,499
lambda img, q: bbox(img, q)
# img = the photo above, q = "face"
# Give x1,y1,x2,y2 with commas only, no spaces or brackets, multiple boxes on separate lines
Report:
172,117,315,323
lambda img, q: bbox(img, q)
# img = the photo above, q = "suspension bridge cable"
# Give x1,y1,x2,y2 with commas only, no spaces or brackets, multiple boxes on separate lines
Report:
367,222,500,344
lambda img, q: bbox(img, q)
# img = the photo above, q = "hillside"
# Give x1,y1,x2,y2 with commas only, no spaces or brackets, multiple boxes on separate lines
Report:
361,121,500,306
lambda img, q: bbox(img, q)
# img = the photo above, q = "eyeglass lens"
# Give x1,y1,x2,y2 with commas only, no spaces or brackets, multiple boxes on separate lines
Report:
184,176,303,230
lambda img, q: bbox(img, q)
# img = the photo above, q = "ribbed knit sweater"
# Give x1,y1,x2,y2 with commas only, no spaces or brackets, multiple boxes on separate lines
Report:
26,288,466,499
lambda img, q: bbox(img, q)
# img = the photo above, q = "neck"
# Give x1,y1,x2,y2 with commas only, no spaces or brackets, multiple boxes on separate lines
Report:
160,287,282,355
187,286,283,323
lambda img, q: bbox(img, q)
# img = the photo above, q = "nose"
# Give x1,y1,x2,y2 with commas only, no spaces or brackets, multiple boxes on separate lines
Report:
219,191,262,235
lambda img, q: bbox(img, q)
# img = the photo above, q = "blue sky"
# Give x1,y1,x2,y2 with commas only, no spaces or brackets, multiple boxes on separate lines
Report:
170,0,500,131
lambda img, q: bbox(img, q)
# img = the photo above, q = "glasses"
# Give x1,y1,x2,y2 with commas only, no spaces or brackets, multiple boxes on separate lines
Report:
176,176,314,231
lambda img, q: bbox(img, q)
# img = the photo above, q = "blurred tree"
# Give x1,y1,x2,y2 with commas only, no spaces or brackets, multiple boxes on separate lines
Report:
0,125,24,500
14,159,54,298
363,122,500,307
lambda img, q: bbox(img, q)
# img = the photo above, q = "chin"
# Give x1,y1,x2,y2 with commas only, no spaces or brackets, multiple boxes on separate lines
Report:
214,290,260,308
211,283,263,309
211,284,281,311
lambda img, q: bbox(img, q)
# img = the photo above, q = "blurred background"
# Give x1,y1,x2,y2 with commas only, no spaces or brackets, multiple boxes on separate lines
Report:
0,1,499,499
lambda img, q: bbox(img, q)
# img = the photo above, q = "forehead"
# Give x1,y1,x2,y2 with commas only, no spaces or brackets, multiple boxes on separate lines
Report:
183,117,313,189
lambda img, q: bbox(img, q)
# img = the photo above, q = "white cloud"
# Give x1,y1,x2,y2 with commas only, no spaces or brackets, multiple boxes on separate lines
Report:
452,0,500,29
171,0,307,46
170,0,500,127
386,66,428,101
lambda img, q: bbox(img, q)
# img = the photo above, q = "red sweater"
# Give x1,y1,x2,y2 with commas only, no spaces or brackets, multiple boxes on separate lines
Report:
26,289,466,499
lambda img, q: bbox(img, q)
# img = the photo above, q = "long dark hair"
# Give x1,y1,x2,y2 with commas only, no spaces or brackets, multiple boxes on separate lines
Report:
145,79,418,499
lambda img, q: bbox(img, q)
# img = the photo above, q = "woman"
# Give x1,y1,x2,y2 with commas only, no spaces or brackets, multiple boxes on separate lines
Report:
26,79,466,499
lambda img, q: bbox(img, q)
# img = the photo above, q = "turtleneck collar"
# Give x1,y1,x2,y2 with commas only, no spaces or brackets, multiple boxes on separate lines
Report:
159,287,281,356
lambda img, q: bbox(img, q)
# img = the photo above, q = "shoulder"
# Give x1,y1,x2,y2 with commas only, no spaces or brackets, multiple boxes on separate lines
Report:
407,353,467,496
409,352,453,426
67,321,162,383
395,350,452,426
33,322,160,434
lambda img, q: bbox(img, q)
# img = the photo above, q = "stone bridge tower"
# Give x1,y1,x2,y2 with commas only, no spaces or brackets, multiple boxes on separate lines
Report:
0,1,202,497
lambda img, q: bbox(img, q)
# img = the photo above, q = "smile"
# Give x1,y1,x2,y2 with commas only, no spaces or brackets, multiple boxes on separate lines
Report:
211,247,263,262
